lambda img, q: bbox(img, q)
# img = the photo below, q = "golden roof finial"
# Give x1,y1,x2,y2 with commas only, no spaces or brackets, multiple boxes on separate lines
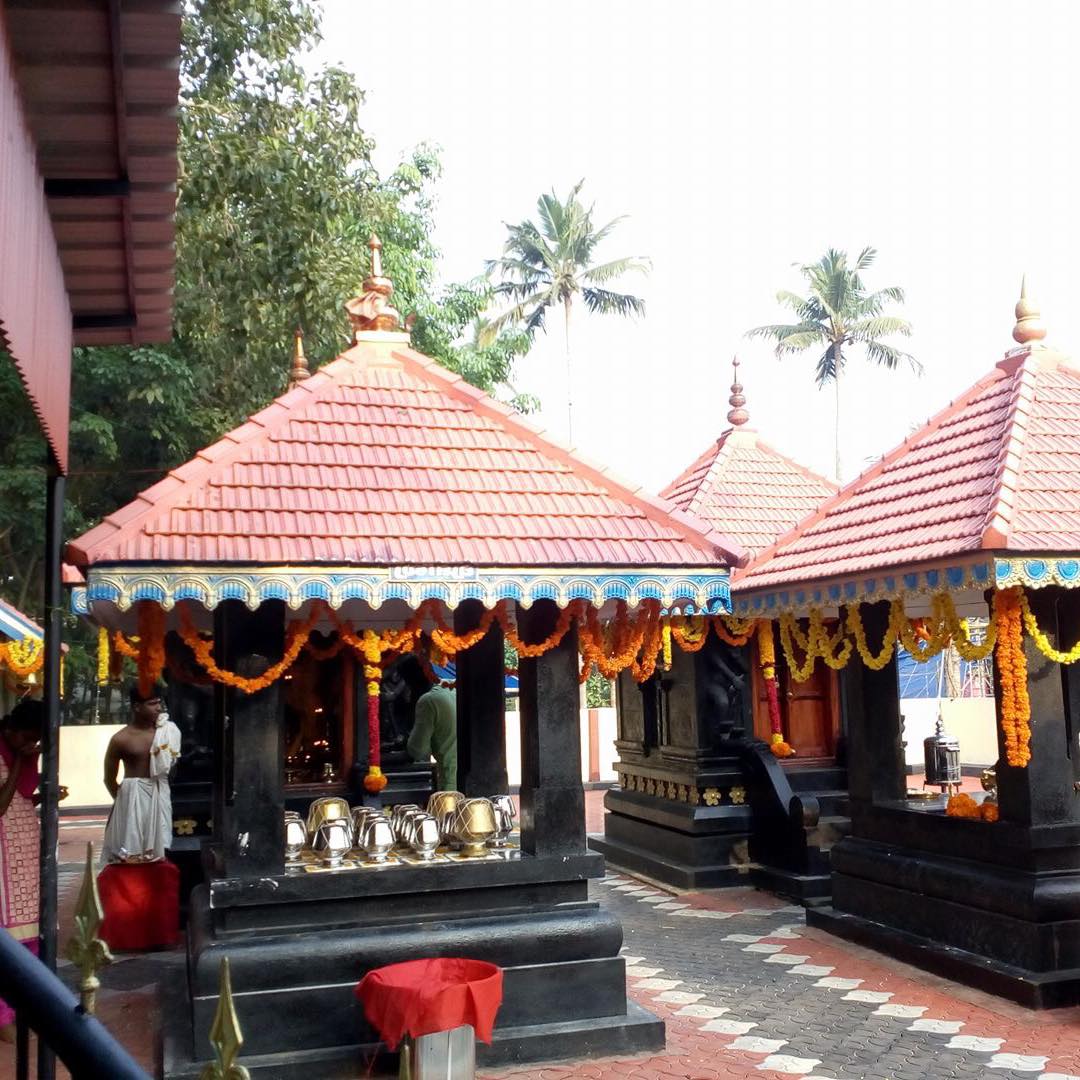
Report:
727,357,749,427
288,326,310,386
1012,274,1047,346
345,233,402,336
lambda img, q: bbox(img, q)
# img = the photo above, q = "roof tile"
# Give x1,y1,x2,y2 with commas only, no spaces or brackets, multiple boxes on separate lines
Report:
69,339,743,570
738,349,1080,590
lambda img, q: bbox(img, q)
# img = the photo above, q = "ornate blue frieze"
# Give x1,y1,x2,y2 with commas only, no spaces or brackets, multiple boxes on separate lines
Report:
72,565,732,615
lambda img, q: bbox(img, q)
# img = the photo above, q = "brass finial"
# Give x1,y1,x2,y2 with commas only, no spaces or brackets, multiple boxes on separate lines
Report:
64,842,112,1015
1012,275,1047,345
345,233,402,336
288,326,310,386
727,357,749,427
199,958,250,1080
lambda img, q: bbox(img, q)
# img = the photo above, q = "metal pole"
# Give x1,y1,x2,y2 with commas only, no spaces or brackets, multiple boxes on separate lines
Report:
37,461,64,1080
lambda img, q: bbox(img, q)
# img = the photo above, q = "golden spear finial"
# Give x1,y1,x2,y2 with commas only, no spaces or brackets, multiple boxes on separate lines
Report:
199,957,250,1080
288,326,310,387
64,842,112,1015
1013,275,1047,345
727,357,749,427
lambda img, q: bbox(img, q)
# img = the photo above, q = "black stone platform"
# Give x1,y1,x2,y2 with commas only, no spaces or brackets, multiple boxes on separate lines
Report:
590,785,752,889
163,852,664,1077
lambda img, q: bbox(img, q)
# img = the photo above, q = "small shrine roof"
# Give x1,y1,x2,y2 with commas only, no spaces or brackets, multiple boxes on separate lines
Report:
0,597,41,642
68,250,744,613
734,327,1080,613
662,361,837,559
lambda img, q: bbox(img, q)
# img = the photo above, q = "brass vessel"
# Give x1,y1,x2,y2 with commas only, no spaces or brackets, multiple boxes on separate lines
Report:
306,796,351,840
450,798,497,857
427,790,464,822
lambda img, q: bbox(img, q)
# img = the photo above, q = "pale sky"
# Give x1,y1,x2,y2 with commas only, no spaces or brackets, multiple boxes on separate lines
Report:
316,0,1080,493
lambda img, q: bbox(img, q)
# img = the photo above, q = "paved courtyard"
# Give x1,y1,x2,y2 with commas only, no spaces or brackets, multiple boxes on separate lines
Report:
3,794,1079,1079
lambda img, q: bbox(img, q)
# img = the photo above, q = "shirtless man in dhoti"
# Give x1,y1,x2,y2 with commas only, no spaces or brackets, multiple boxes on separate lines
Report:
101,683,181,864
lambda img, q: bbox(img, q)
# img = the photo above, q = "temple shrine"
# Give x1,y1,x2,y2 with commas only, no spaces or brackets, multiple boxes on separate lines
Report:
65,238,750,1074
0,598,44,713
731,285,1080,1007
593,362,845,896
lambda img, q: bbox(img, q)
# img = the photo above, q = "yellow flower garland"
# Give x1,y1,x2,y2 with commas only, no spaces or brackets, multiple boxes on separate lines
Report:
1018,588,1080,664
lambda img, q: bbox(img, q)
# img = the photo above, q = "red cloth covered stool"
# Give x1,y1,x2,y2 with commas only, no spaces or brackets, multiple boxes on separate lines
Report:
98,860,180,951
355,957,503,1048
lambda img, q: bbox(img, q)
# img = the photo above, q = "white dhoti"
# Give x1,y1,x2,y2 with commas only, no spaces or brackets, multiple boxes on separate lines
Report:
102,716,182,865
101,777,172,864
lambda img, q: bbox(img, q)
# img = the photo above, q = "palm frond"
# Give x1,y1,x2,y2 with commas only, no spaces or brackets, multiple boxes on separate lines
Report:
582,287,645,317
849,316,912,341
863,339,921,373
480,289,556,342
581,256,650,284
854,246,878,270
815,344,843,385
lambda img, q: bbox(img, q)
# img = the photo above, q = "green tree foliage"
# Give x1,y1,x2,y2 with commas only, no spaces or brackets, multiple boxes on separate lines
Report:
484,180,649,442
747,247,917,480
0,0,530,711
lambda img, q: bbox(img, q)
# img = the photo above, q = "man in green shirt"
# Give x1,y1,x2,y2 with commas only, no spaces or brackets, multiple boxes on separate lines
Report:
405,670,458,792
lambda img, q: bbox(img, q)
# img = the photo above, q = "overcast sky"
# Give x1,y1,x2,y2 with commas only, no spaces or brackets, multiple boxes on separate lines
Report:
315,0,1079,493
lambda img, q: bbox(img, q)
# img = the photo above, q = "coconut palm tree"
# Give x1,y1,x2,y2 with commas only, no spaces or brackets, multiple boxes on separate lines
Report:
748,247,917,480
483,181,649,443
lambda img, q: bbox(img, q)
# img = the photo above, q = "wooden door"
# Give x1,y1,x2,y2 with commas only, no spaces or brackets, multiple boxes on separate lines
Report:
751,633,840,762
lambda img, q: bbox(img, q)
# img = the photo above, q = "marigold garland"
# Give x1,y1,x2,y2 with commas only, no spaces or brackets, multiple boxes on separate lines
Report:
177,602,320,694
0,636,45,678
994,587,1031,768
1019,588,1080,664
945,793,981,819
757,621,794,757
669,614,708,652
136,601,167,697
661,621,673,670
96,626,110,686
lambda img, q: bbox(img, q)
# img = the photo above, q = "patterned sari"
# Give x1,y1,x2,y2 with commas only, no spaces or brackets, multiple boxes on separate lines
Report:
0,739,39,1027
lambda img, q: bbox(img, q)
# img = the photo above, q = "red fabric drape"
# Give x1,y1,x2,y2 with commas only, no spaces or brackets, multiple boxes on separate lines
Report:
99,860,180,951
355,957,503,1047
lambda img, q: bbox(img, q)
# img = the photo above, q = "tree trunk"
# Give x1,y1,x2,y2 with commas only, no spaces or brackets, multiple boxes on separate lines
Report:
563,293,573,445
832,342,843,482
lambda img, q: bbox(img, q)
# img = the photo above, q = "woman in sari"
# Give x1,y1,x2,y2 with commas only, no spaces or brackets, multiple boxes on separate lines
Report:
0,699,44,1041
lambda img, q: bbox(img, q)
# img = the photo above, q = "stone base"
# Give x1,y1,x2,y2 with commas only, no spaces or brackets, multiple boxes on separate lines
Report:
808,905,1080,1009
164,995,663,1078
590,788,752,890
749,863,831,905
816,834,1080,1009
165,852,664,1076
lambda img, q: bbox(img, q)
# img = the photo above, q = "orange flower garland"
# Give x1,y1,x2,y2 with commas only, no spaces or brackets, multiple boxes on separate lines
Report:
496,599,585,658
136,601,167,696
994,587,1031,768
669,614,708,652
0,636,45,678
177,602,321,694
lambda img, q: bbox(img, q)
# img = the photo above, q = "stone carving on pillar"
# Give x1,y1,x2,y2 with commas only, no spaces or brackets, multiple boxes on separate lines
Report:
695,635,749,748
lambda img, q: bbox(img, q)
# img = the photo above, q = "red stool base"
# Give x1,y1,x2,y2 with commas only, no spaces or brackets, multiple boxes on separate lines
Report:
99,860,180,951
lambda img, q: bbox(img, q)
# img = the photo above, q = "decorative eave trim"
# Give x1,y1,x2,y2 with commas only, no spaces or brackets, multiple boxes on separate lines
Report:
994,556,1080,590
731,556,996,618
72,564,732,616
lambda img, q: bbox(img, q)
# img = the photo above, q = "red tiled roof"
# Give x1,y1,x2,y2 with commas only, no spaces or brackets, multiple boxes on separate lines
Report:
738,347,1080,591
662,429,837,559
67,338,745,570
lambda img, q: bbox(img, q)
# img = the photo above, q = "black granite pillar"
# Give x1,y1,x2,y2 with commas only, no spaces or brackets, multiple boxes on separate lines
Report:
996,586,1080,828
840,601,905,812
212,600,286,877
517,600,585,856
455,600,509,796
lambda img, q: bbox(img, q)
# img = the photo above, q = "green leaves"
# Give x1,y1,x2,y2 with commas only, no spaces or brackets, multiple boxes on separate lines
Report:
747,247,916,386
484,180,649,344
